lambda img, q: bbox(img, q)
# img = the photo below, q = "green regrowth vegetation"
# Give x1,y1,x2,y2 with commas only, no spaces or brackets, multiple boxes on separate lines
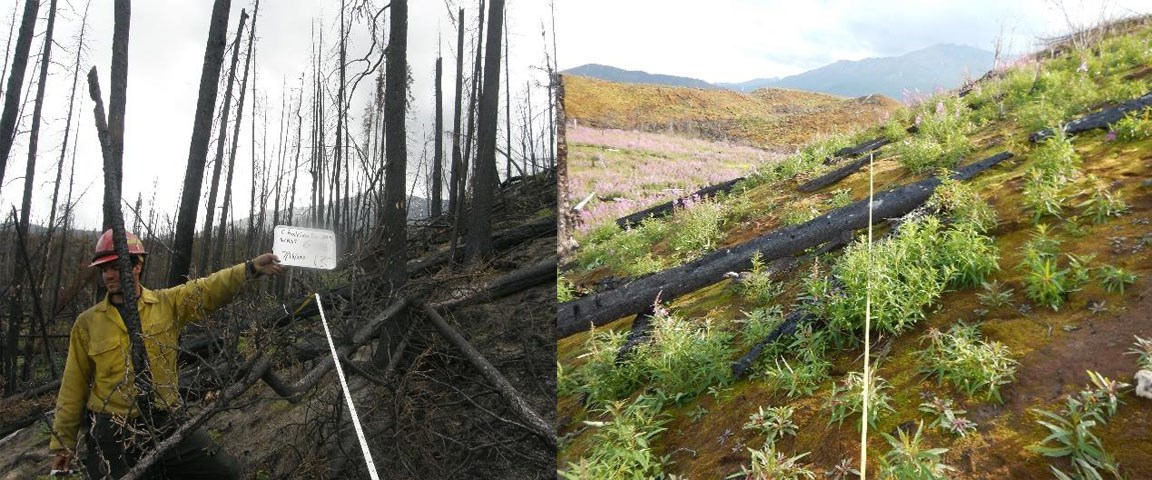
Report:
737,305,785,345
570,308,735,408
730,447,816,480
576,219,669,276
1029,371,1128,480
919,396,978,437
896,95,974,173
666,195,727,259
824,369,895,430
1023,131,1082,224
918,322,1018,403
743,405,798,446
757,324,832,398
745,131,863,187
809,213,999,341
1112,108,1152,141
1017,224,1074,310
879,422,956,480
559,274,576,303
561,395,670,480
1128,336,1152,370
1076,176,1129,224
1097,264,1139,294
731,252,786,306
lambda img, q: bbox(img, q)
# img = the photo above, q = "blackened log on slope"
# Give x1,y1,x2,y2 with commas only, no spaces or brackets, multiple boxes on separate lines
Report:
408,215,554,275
614,303,657,363
827,136,889,165
615,177,745,228
1030,90,1152,142
798,155,872,193
557,151,1012,339
731,310,808,378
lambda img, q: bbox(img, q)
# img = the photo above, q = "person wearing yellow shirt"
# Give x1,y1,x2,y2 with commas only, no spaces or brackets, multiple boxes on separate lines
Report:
49,229,283,478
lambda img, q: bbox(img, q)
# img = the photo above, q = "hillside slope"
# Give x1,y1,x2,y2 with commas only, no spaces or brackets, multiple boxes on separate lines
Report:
559,14,1152,480
563,75,901,150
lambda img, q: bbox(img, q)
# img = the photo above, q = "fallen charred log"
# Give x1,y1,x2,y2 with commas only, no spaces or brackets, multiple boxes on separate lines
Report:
731,310,809,378
799,155,872,193
827,136,889,165
419,303,555,450
557,151,1013,339
1030,90,1152,142
615,177,746,228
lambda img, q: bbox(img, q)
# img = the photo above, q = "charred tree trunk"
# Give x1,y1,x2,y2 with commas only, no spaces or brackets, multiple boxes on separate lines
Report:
89,0,153,410
448,7,465,218
556,152,1014,338
214,1,257,271
615,177,746,228
167,0,231,287
198,9,248,275
432,56,444,218
1030,90,1152,142
373,0,408,368
798,155,872,193
0,0,39,192
464,0,504,264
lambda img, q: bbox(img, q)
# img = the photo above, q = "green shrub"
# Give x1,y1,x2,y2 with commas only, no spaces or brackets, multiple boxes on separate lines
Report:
730,446,816,480
732,252,786,305
1076,179,1128,224
1128,336,1152,370
1020,248,1072,310
1097,264,1138,294
737,306,785,345
927,177,998,233
825,369,894,430
574,329,645,407
742,405,798,446
918,322,1018,403
1028,371,1126,480
667,196,726,259
576,218,669,275
879,422,955,480
561,395,670,480
761,356,830,399
977,281,1015,310
1113,108,1152,141
919,396,978,437
635,311,735,400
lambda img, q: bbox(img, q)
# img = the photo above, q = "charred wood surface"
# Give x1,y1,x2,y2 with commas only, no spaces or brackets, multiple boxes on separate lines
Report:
557,151,1013,339
1030,90,1152,142
615,177,745,228
799,155,872,193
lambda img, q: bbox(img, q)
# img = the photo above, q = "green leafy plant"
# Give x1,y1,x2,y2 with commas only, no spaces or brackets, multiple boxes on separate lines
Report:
732,252,786,305
667,195,726,259
878,422,956,480
918,322,1018,403
825,369,894,430
729,446,816,480
1129,335,1152,370
1097,264,1138,294
779,201,821,226
743,405,798,446
927,176,998,233
1113,108,1152,141
1029,394,1121,479
762,356,830,399
1066,253,1096,290
561,395,670,480
558,274,576,303
1019,246,1072,311
977,281,1014,310
635,311,735,401
737,306,784,345
919,396,978,437
1077,177,1129,224
825,188,853,209
574,329,645,408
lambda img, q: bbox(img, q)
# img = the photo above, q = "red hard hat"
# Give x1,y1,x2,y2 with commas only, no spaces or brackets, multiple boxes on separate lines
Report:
90,229,147,268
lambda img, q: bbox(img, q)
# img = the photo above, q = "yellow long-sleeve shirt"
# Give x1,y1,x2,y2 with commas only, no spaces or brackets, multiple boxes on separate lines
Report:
50,263,251,451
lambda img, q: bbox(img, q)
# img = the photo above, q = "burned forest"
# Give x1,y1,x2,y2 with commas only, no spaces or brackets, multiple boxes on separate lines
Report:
0,0,559,478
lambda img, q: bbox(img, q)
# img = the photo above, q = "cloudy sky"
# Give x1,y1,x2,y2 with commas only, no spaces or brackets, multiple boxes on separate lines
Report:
1,0,556,231
554,0,1152,83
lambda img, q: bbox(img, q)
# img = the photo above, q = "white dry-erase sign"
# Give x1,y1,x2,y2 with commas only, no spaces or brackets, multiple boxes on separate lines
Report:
273,226,337,269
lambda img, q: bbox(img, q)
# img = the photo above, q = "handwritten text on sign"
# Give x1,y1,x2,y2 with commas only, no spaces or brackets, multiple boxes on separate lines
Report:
273,226,337,269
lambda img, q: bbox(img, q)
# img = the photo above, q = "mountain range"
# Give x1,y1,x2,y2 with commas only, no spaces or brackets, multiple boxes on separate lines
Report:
564,44,995,101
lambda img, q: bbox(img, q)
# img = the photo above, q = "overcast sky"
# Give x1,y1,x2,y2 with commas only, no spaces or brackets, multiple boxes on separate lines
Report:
554,0,1152,83
1,0,555,231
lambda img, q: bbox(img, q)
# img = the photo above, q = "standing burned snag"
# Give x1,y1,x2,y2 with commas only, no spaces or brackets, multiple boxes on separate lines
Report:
0,0,39,192
464,0,505,264
168,0,231,287
432,55,444,218
214,1,259,271
198,8,248,275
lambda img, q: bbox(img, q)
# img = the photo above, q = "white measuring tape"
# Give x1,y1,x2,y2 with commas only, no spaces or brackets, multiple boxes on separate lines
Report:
315,294,381,480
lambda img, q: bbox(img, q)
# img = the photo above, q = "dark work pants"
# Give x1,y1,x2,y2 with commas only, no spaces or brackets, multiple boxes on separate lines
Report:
83,412,240,480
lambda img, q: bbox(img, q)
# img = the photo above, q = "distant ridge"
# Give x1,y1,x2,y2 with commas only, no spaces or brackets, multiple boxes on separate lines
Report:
562,63,717,89
565,44,995,102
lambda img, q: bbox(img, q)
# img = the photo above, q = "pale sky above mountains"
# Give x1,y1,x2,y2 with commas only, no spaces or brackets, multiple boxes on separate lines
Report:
554,0,1152,83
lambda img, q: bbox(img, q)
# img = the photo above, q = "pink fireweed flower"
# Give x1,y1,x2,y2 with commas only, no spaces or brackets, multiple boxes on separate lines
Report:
936,101,946,115
1106,131,1117,142
1078,60,1088,73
